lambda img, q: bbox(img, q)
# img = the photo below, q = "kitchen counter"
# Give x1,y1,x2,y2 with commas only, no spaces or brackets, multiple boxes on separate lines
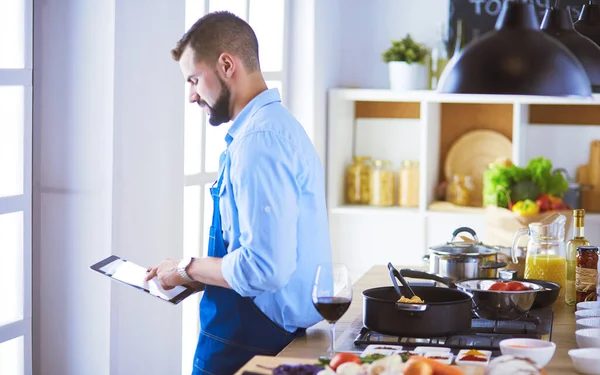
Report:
278,265,580,374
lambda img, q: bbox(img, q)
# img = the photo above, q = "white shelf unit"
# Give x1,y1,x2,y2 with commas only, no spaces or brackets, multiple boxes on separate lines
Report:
326,89,600,282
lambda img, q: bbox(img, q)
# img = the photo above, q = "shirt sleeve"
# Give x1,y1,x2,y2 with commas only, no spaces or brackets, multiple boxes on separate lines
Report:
220,130,301,297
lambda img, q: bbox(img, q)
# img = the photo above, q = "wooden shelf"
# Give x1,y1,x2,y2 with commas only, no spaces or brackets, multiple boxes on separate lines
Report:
355,101,420,119
331,88,600,105
330,206,419,215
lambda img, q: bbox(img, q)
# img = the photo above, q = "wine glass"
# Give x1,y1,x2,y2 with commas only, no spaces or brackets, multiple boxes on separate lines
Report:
312,263,353,358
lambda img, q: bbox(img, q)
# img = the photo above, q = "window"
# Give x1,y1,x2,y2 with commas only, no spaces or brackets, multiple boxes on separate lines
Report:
180,1,288,373
0,0,33,374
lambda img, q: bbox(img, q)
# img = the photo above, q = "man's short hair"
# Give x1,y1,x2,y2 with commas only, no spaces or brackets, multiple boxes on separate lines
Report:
171,11,260,73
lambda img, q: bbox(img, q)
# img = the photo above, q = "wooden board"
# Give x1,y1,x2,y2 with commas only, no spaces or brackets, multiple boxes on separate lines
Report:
439,103,513,189
354,101,420,119
529,105,600,126
235,355,486,375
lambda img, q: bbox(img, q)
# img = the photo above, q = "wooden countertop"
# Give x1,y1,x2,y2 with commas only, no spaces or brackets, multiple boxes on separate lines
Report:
278,265,580,375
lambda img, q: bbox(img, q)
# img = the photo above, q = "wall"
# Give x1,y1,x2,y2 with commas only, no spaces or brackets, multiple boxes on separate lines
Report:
110,1,186,375
339,0,450,89
33,0,115,374
33,1,187,374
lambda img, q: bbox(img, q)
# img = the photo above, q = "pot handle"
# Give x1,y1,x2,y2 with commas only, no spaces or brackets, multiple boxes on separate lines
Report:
479,261,508,270
422,255,430,264
451,227,479,243
398,269,457,289
395,302,428,313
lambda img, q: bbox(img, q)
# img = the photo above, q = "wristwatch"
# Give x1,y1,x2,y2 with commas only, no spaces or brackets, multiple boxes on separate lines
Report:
178,257,195,283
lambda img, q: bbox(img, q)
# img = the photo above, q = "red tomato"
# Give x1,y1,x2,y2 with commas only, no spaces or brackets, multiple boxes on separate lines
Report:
506,281,529,291
488,282,509,291
329,352,361,370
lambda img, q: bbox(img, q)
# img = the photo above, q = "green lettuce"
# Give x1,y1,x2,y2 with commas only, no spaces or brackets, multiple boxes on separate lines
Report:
482,157,569,208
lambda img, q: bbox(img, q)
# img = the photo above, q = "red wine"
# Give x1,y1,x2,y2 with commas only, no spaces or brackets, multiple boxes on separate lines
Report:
313,297,351,322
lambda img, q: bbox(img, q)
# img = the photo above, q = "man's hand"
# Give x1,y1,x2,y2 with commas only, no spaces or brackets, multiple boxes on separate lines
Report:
145,258,205,291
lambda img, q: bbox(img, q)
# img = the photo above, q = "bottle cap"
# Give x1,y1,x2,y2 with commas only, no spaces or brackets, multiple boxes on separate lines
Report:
574,209,585,217
577,246,599,252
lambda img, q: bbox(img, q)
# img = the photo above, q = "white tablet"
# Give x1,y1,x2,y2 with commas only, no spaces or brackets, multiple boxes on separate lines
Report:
90,255,197,304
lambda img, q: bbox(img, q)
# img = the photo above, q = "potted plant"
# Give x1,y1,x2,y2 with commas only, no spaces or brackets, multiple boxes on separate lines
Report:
382,34,429,91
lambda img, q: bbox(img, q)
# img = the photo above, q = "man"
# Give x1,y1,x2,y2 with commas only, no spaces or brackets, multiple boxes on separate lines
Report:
145,11,332,375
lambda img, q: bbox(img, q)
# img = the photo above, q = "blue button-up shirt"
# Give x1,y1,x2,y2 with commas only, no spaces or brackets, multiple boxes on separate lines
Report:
219,88,332,332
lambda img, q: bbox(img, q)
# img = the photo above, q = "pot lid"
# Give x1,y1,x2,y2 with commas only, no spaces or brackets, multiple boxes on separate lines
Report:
430,227,499,256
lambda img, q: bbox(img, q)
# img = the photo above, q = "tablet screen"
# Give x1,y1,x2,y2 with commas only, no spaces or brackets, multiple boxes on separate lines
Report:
91,255,197,304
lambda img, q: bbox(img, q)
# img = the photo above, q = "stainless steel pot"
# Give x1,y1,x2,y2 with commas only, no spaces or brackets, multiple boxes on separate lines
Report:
554,168,594,209
400,269,548,321
423,227,507,281
455,276,546,320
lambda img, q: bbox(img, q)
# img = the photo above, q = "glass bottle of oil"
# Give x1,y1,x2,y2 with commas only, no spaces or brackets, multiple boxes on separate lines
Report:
566,209,590,305
429,22,450,90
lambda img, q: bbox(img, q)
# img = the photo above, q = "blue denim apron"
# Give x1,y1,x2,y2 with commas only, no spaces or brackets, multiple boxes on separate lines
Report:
192,155,305,375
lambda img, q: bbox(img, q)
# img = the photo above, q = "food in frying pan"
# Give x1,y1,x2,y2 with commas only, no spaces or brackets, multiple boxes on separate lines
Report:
397,295,424,303
488,281,532,292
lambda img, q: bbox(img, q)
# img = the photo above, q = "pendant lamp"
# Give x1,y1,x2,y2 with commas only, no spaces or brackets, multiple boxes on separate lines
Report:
574,0,600,48
541,6,600,93
437,0,592,97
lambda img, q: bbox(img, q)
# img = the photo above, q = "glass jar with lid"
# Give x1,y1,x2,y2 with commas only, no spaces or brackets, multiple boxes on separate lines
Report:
345,156,372,204
398,160,419,207
577,246,598,302
446,173,474,206
370,160,395,206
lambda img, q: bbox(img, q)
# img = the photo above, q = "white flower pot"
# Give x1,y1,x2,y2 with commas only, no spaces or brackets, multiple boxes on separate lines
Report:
388,61,428,91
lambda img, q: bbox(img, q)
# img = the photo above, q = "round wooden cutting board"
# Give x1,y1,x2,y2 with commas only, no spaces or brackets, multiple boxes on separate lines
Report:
444,129,513,207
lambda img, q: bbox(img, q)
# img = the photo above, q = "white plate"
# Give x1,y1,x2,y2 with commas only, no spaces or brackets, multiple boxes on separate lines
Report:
413,346,451,353
577,301,600,311
360,344,403,357
576,309,600,320
424,352,453,365
455,349,491,367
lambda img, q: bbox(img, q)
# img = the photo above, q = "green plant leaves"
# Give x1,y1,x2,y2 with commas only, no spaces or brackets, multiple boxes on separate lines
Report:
382,34,428,64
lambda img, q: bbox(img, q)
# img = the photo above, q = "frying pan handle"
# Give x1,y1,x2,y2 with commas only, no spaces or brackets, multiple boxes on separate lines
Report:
388,262,416,298
398,269,457,289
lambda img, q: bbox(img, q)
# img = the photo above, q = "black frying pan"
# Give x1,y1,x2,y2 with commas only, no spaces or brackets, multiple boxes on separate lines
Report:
361,263,473,337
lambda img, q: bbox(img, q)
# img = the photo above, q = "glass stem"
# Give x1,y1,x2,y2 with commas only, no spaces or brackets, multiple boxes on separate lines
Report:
329,322,336,357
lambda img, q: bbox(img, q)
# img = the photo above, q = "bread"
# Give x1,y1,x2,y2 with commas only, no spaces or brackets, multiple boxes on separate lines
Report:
484,355,545,375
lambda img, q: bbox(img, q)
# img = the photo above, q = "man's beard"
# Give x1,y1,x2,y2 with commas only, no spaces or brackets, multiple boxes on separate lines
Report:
201,76,231,126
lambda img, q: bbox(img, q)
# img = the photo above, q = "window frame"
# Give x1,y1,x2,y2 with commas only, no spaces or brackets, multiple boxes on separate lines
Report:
0,0,34,373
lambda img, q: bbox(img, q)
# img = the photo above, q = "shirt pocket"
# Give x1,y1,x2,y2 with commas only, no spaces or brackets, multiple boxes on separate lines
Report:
218,183,232,232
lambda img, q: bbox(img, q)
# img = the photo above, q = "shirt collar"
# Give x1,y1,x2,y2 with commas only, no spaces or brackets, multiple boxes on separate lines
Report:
225,88,281,145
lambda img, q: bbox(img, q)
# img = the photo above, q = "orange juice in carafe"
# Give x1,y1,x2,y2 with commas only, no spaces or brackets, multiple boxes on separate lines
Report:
511,214,567,288
524,254,566,288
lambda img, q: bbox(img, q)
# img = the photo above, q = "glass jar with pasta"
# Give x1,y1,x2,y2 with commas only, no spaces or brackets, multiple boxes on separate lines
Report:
398,160,419,207
345,156,372,204
446,173,474,206
370,160,395,206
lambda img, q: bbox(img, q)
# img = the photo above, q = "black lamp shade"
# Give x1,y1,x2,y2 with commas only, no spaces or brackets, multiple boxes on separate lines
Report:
574,1,600,48
438,0,592,97
541,6,600,93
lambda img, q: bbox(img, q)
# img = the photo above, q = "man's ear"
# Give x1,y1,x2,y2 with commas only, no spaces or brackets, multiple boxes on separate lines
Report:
217,53,235,79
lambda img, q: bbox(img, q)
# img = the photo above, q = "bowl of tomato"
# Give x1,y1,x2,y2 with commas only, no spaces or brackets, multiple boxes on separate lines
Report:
455,278,547,320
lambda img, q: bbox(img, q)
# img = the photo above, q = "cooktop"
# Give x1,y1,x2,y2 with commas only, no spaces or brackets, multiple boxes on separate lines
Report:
333,308,553,358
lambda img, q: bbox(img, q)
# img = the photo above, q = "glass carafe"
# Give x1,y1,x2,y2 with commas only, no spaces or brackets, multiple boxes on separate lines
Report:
510,213,567,289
